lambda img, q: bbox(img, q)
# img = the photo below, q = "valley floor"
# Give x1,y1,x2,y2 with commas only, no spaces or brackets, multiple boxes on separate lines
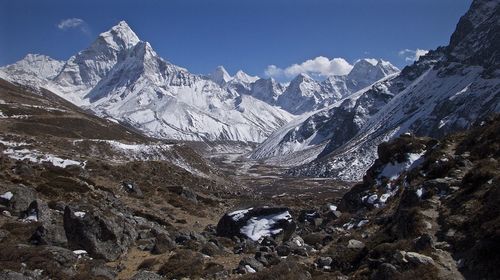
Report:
210,152,352,211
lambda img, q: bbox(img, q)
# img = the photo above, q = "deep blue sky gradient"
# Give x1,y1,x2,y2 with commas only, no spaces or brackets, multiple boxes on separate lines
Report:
0,0,472,76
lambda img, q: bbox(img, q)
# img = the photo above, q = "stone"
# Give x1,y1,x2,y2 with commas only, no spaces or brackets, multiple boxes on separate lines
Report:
239,256,265,272
152,232,175,254
166,186,197,203
0,270,35,280
255,251,280,267
414,233,434,251
394,250,407,263
8,185,37,214
316,256,333,268
298,209,320,223
201,241,223,256
372,263,399,280
405,251,435,265
63,206,138,261
122,181,144,198
347,239,365,249
276,245,291,256
131,271,163,280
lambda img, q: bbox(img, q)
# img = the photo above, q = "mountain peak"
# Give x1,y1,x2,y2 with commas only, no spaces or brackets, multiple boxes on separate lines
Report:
359,58,379,66
209,65,232,85
234,70,259,84
291,73,314,83
98,20,140,50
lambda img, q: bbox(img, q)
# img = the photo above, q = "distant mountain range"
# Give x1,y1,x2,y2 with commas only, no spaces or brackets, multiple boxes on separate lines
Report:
0,21,397,142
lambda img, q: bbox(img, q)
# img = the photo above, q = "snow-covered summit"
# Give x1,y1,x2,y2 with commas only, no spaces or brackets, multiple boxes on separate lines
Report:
233,70,259,84
99,20,140,50
209,66,232,85
346,59,399,91
0,54,64,82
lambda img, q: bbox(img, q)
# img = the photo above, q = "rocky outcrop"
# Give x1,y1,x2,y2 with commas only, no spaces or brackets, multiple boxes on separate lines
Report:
63,205,138,261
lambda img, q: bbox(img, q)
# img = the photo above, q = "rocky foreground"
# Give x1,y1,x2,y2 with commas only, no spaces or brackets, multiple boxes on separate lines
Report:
0,77,499,279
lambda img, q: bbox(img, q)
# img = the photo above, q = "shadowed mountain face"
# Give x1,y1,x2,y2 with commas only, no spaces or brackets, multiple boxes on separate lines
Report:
274,0,500,181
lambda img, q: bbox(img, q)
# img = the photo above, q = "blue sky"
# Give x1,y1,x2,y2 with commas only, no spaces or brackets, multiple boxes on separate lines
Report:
0,0,471,79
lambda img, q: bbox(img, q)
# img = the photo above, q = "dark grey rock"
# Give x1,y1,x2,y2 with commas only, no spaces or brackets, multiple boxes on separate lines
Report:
0,270,35,280
372,263,399,280
131,270,163,280
239,256,265,272
316,256,333,268
9,185,36,213
276,245,291,256
151,233,175,255
63,206,138,261
122,181,144,198
166,186,197,203
414,234,434,251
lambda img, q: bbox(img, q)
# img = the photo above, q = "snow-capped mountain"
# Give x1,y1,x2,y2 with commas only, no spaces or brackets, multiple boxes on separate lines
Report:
53,21,141,104
249,73,400,165
274,59,399,114
248,78,285,105
346,59,400,92
0,21,292,142
276,73,327,114
208,66,232,86
233,70,259,84
0,54,65,89
287,0,500,180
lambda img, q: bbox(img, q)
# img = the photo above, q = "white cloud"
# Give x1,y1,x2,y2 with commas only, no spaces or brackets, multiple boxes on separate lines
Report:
57,18,90,35
399,49,429,63
265,56,353,79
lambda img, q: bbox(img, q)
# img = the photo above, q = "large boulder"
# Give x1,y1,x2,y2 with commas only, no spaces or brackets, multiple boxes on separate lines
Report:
63,206,138,261
216,207,296,241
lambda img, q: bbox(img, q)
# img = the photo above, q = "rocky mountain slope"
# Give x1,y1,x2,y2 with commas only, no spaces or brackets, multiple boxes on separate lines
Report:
267,0,500,181
249,73,399,166
0,78,243,279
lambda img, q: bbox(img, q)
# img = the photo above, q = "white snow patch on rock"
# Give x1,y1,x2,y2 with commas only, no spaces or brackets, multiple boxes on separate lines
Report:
240,211,292,241
0,191,13,201
379,152,425,181
228,208,253,222
74,211,86,218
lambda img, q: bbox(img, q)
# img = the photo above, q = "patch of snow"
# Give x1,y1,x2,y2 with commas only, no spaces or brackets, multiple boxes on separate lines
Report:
73,250,88,258
379,152,425,181
379,193,391,203
23,213,38,222
228,208,253,222
367,194,378,204
329,204,337,211
416,188,423,198
74,211,86,218
0,191,13,200
240,211,292,241
0,139,29,147
3,148,85,168
244,265,256,273
357,219,369,227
